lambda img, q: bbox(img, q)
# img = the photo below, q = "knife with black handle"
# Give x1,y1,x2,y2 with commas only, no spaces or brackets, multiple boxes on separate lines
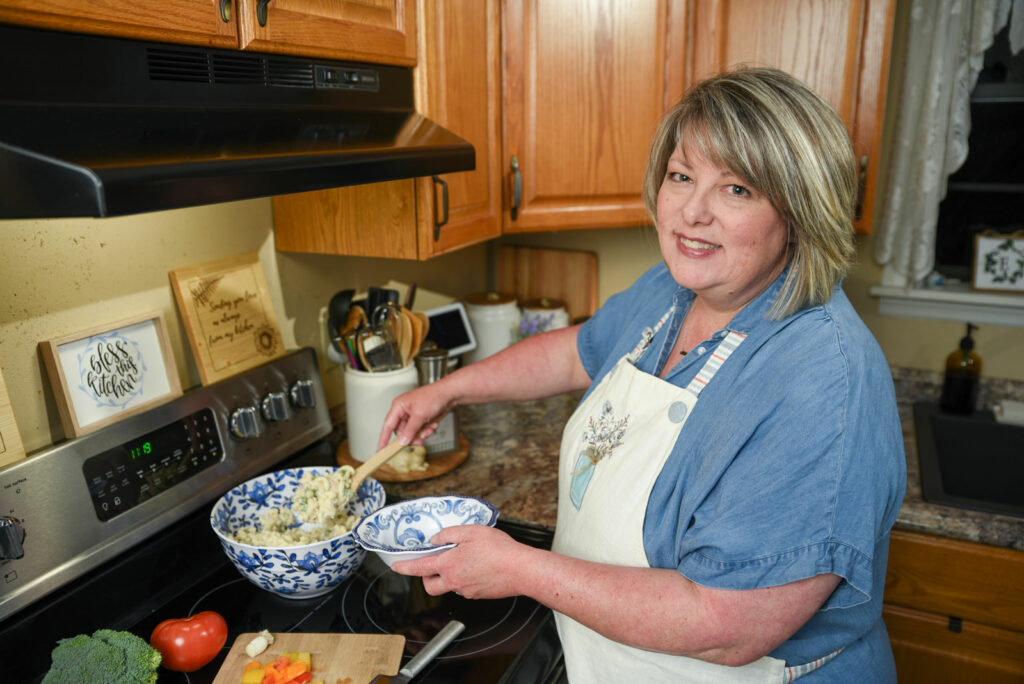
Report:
374,620,465,683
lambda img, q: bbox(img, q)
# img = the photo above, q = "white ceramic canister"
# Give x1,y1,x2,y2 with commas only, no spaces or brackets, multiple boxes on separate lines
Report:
464,292,521,364
343,363,418,461
520,298,570,337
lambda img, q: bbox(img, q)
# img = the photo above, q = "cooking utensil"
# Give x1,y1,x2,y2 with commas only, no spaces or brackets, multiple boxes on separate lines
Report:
345,304,368,333
350,438,408,497
373,620,465,683
212,632,405,684
396,307,414,365
329,289,355,334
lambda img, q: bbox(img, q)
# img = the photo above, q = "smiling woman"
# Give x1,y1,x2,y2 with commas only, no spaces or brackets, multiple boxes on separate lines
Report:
376,67,906,684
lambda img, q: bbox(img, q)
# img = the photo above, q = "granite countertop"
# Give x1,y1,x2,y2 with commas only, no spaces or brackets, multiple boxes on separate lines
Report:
377,377,1024,552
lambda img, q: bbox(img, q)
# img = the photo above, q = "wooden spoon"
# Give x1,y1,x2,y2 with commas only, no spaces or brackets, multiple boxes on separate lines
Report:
349,438,407,498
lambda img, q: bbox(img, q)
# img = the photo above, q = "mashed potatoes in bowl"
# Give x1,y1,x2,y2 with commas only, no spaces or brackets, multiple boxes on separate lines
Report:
210,466,385,599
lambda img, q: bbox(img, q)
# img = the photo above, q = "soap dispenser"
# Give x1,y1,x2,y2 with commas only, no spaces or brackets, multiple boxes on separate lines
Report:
940,323,982,414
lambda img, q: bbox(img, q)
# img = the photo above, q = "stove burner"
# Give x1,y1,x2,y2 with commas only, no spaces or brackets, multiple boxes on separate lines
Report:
342,566,542,660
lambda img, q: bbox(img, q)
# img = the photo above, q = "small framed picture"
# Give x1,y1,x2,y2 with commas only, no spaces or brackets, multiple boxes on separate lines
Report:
40,312,182,438
972,231,1024,293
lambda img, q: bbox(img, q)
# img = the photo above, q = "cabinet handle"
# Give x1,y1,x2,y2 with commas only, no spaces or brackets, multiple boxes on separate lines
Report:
219,0,232,22
855,155,868,221
510,155,521,221
432,175,449,242
256,0,271,27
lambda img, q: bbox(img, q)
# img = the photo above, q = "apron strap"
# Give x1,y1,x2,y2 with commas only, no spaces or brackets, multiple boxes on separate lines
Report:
784,647,844,682
685,330,746,396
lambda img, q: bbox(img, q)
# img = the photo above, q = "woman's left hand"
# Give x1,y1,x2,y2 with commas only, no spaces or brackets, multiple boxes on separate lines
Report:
390,525,530,599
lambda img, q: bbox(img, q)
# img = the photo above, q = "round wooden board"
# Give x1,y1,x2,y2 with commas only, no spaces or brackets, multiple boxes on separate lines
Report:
336,434,470,482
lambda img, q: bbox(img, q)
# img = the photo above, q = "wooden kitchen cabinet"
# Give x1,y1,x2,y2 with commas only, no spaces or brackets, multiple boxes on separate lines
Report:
686,0,895,234
501,0,687,233
0,0,416,65
0,0,238,48
883,529,1024,682
273,0,503,259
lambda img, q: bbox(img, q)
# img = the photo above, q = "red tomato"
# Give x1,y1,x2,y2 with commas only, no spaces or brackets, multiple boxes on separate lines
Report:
150,610,228,672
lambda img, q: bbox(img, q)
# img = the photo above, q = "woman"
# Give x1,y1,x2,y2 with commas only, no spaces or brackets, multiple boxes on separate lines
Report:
377,67,906,682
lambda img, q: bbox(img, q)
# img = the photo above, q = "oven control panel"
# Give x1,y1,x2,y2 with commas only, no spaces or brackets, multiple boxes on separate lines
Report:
83,408,222,521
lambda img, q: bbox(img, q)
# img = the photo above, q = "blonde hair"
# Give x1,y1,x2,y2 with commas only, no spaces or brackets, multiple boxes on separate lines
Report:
643,67,857,319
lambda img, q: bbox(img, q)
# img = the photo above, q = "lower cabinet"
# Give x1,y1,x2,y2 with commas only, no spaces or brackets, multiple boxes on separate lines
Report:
884,529,1024,683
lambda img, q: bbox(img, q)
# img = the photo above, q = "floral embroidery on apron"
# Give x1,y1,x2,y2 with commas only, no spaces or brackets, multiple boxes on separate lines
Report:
568,400,630,509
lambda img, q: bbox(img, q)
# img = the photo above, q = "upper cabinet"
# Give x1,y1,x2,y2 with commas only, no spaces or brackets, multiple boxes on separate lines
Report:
501,0,686,233
272,0,502,259
235,0,416,65
0,0,238,48
0,0,417,65
686,0,895,234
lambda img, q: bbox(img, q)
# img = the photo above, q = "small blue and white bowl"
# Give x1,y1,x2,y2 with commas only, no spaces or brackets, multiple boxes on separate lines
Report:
352,495,499,568
210,466,385,599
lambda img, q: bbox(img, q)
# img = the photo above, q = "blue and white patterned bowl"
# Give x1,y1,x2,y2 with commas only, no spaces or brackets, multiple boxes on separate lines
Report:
352,495,499,568
210,467,385,599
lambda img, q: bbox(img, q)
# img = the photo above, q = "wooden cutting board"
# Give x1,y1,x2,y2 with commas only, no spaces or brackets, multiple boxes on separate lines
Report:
495,246,598,323
212,632,405,684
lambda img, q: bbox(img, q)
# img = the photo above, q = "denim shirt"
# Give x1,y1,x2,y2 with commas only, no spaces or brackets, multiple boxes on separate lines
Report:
576,263,906,681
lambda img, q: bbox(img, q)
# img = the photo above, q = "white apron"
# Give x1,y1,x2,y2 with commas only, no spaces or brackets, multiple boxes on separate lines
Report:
551,312,838,683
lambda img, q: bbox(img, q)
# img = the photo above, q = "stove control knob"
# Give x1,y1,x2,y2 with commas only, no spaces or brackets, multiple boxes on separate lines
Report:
290,379,317,409
261,392,290,422
230,406,262,439
0,516,25,560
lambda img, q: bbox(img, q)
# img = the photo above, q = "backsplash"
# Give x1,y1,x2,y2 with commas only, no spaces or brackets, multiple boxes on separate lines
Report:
890,366,1024,407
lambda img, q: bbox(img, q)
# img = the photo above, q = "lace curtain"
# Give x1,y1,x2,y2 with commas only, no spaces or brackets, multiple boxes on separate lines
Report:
874,0,1024,287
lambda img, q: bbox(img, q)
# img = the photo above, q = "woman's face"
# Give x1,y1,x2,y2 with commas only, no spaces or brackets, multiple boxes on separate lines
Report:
656,142,791,313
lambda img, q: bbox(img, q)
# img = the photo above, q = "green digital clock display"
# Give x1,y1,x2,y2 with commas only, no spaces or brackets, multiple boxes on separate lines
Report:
129,442,152,459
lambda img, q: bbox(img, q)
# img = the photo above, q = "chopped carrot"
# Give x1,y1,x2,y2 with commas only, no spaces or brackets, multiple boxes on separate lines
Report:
283,673,312,684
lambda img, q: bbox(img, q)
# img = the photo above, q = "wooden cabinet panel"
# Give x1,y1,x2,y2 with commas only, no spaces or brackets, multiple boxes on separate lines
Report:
884,605,1024,683
236,0,416,65
501,0,686,233
884,530,1024,684
273,0,501,260
687,0,894,234
413,0,503,258
0,0,238,48
885,529,1024,634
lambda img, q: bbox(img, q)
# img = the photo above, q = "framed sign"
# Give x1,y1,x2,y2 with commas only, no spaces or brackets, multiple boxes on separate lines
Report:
40,312,182,438
169,253,285,385
0,367,26,468
972,231,1024,293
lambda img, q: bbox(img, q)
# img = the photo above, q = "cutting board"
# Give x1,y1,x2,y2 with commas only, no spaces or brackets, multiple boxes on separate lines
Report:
212,632,405,684
495,246,598,323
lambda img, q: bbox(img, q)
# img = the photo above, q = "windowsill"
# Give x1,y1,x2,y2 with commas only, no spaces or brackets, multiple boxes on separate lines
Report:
870,283,1024,327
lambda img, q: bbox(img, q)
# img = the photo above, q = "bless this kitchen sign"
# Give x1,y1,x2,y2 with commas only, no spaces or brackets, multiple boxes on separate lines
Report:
58,320,173,424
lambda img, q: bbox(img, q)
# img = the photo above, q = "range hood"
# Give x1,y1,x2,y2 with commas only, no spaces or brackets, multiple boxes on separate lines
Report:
0,24,474,219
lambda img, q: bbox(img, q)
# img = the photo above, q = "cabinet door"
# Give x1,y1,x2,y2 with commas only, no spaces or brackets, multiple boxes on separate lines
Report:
0,0,237,48
502,0,686,233
273,0,500,260
236,0,416,65
687,0,895,234
884,605,1024,683
413,0,503,258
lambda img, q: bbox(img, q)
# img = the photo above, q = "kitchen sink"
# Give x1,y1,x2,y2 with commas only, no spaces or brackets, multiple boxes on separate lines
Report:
913,402,1024,518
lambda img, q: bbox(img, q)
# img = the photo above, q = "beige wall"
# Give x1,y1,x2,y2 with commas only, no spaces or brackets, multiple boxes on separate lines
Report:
0,200,490,453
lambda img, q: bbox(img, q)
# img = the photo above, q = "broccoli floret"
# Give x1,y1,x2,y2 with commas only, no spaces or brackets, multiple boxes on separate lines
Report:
42,629,161,684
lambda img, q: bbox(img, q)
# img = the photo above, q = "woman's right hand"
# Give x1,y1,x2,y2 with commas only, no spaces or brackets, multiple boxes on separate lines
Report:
376,380,455,450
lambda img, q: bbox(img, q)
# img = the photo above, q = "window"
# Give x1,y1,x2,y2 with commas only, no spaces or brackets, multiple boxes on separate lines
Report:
934,26,1024,283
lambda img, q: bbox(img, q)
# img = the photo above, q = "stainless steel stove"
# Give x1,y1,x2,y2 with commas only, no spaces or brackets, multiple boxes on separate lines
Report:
0,348,564,683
